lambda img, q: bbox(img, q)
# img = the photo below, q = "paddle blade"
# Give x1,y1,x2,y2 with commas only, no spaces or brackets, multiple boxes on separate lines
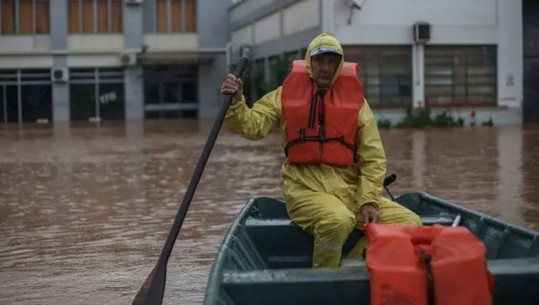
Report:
132,263,166,305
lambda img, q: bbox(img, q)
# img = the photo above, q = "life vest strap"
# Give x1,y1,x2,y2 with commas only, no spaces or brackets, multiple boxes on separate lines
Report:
284,135,356,160
418,247,435,305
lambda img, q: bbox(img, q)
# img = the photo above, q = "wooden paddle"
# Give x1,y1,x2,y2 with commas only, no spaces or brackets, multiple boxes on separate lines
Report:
132,57,249,305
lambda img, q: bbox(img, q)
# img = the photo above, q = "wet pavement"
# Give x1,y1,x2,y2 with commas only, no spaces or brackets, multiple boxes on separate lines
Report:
1,121,538,305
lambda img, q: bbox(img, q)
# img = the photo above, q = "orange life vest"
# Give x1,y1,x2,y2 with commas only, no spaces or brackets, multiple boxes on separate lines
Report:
365,224,494,305
281,60,365,166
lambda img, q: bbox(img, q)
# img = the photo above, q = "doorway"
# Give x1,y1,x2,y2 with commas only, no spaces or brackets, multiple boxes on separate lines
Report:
143,66,198,119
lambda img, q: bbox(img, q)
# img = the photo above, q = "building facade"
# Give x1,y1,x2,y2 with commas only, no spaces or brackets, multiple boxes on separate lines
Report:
1,0,537,125
0,0,229,123
229,0,539,126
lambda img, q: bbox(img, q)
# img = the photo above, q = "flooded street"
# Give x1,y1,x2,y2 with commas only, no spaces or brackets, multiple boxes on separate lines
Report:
1,121,538,305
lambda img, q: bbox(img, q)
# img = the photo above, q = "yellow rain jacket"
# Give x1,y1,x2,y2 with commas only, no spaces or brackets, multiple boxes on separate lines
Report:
224,33,420,267
225,33,385,213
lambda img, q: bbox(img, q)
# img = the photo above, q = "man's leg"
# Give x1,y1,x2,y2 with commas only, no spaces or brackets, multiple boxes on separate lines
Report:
347,197,421,258
286,191,356,267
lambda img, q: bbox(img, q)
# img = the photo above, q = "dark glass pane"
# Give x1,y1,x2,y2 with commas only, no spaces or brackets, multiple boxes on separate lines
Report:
71,68,96,81
99,83,124,120
98,68,123,81
70,84,96,121
181,81,197,105
144,82,160,105
6,85,19,123
0,86,5,123
21,69,50,82
21,85,52,122
163,81,181,104
0,70,17,83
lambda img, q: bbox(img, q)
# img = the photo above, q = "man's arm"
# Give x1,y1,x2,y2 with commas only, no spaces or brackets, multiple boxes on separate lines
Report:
355,100,387,213
224,87,282,140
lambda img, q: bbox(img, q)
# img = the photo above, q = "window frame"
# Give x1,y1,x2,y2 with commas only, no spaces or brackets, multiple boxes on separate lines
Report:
424,45,497,107
0,0,50,35
343,45,413,109
68,0,123,34
155,0,196,33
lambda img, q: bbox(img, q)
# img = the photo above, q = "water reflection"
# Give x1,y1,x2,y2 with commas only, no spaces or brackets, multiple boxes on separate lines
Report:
0,121,538,305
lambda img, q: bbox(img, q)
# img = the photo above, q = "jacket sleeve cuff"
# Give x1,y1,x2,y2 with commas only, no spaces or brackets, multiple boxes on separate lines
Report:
357,200,379,210
225,95,246,116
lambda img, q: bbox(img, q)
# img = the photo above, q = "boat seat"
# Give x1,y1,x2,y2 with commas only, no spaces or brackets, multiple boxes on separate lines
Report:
340,258,365,267
243,215,457,268
421,215,456,226
244,215,456,228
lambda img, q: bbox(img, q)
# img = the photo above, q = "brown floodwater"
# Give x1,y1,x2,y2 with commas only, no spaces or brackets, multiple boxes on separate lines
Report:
1,121,538,305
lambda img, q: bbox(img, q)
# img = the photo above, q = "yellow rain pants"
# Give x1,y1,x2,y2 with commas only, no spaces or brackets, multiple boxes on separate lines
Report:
285,184,421,267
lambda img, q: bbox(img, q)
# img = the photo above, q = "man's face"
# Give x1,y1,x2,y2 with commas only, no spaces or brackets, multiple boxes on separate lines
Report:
311,53,341,89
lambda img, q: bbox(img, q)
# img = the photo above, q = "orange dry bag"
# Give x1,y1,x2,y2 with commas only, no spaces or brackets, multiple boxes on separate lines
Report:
365,224,494,305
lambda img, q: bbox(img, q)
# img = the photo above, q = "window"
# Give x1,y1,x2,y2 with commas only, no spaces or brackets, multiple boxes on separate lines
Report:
143,66,198,119
0,0,50,35
70,68,125,121
68,0,123,34
0,69,52,123
156,0,196,33
425,46,497,106
344,46,412,108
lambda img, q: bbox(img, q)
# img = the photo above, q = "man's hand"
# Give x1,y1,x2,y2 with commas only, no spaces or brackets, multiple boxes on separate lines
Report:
361,204,380,224
220,73,243,104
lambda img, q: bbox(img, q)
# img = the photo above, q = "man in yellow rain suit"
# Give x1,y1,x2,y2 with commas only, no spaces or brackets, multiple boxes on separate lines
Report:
221,33,421,268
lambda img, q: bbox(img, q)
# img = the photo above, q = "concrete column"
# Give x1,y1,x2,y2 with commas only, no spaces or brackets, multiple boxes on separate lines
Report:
497,0,523,110
198,54,227,119
123,2,144,120
412,43,425,108
50,0,69,122
320,0,334,34
124,67,144,120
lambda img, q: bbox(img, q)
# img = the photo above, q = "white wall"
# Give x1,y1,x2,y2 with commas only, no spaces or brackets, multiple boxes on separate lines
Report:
231,26,254,50
497,0,523,109
230,0,274,23
283,0,319,36
0,36,52,68
334,0,498,44
143,34,198,52
68,35,124,52
0,35,51,53
230,0,321,53
0,55,53,68
254,12,280,44
332,0,523,119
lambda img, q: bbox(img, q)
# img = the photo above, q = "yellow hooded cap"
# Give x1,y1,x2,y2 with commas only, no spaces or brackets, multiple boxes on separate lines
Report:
304,33,344,86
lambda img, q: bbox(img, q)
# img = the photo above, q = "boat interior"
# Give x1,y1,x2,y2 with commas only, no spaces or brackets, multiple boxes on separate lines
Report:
204,192,539,305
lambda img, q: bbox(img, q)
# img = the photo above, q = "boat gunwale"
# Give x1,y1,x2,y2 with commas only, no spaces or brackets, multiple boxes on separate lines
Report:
410,192,539,239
